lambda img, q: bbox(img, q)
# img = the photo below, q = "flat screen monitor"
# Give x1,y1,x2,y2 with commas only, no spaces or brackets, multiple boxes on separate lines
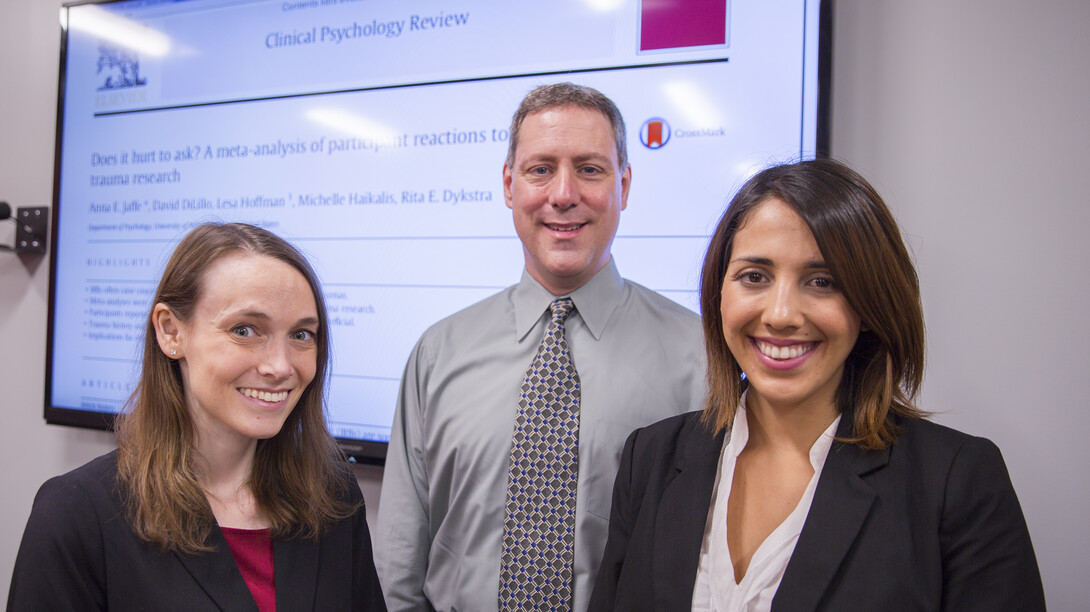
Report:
45,0,830,462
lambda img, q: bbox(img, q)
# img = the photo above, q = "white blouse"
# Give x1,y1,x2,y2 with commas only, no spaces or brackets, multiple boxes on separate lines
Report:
691,399,840,612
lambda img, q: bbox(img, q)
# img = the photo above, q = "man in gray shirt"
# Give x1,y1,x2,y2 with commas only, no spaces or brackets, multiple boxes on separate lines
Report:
375,82,705,612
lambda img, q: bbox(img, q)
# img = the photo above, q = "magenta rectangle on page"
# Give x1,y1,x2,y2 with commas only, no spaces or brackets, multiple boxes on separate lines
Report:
640,0,728,51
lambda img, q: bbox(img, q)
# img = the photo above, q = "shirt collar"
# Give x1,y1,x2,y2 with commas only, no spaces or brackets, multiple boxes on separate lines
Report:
724,395,751,458
512,257,625,342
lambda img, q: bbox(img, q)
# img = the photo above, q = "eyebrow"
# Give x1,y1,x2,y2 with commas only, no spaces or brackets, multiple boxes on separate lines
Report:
728,256,829,269
230,311,320,327
572,153,612,164
230,310,271,321
521,152,613,166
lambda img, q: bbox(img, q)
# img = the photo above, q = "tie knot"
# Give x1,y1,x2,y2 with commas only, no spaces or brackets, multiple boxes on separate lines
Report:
549,298,575,322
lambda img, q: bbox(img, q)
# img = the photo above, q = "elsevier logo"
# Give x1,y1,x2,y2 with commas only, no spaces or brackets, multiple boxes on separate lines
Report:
97,45,147,91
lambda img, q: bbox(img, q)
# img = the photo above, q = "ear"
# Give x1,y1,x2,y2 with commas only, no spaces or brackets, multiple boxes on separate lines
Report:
503,162,515,210
619,164,631,211
152,303,184,359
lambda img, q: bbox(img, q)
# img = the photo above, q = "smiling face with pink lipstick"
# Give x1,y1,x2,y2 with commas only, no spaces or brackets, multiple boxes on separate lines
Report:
700,159,925,447
156,252,319,451
720,197,861,416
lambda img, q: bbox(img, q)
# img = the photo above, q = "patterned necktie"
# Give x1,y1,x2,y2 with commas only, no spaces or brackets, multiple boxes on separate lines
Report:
499,297,581,611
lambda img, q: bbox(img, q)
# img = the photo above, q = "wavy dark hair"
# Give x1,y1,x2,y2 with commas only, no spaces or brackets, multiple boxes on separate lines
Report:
115,222,356,553
700,159,926,449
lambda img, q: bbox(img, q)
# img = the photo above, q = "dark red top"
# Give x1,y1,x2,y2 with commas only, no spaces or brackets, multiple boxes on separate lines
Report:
221,527,276,612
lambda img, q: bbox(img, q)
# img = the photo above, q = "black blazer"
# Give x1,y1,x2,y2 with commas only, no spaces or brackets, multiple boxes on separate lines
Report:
589,412,1045,611
7,452,386,611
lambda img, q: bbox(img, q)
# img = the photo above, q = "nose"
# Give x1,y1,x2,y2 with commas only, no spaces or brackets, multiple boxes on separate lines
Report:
549,166,579,210
763,281,805,330
257,339,293,381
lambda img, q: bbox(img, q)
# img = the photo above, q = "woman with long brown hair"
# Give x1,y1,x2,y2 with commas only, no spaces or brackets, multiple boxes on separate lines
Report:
9,223,385,610
590,159,1044,610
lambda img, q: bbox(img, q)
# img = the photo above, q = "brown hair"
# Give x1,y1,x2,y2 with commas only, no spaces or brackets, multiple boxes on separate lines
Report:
506,81,628,171
115,222,356,553
700,159,926,449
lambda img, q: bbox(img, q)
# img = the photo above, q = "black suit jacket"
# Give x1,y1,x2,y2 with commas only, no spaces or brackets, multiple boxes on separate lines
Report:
589,412,1045,611
7,452,386,611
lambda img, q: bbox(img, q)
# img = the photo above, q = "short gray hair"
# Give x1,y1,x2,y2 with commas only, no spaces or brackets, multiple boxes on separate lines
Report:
505,82,628,171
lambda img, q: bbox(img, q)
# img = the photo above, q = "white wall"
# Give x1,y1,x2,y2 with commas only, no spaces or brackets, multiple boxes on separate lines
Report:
2,0,1086,607
830,2,1090,608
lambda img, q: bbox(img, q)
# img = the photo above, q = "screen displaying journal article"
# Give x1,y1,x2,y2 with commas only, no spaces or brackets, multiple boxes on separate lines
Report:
52,0,821,446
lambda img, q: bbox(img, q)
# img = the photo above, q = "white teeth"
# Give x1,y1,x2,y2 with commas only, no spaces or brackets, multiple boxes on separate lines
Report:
546,223,584,232
241,388,289,402
756,341,814,360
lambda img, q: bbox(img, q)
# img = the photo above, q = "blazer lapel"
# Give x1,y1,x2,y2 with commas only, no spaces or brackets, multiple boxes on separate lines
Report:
173,527,260,611
772,417,890,611
652,417,725,611
274,533,320,609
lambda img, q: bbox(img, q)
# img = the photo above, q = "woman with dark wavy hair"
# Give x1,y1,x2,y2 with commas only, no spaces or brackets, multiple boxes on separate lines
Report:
590,159,1044,610
9,223,385,610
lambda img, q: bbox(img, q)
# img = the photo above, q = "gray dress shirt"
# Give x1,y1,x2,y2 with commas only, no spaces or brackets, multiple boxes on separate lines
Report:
375,258,706,612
